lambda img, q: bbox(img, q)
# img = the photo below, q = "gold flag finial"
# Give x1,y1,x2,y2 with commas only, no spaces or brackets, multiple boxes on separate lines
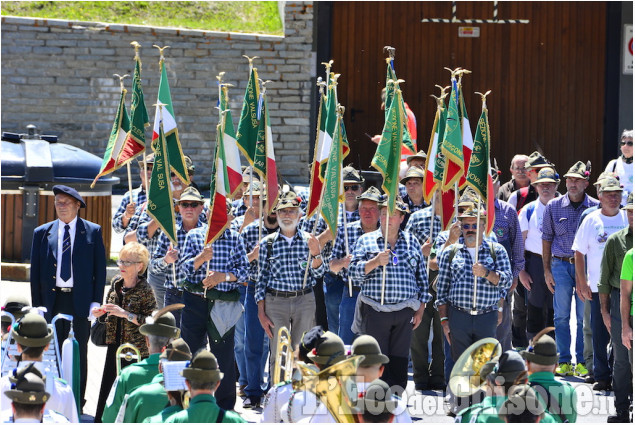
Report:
153,101,168,109
243,55,260,71
444,67,463,78
153,45,171,62
435,84,451,99
113,74,129,91
383,45,396,61
456,68,472,85
321,59,334,70
430,94,445,109
216,71,226,84
316,76,326,94
259,79,273,95
130,41,141,59
475,90,492,109
337,104,345,116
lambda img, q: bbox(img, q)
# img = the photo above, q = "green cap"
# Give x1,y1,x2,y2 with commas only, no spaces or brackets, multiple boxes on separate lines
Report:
521,334,559,365
400,166,425,185
181,350,223,382
12,313,53,348
4,363,50,405
498,384,546,420
531,167,560,185
357,186,383,203
139,309,181,339
351,335,389,366
563,161,591,180
342,166,364,183
160,338,192,362
307,331,347,367
599,176,623,193
525,151,553,170
273,191,301,211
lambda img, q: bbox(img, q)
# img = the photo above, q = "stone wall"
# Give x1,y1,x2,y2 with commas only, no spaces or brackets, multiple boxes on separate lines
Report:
1,2,315,189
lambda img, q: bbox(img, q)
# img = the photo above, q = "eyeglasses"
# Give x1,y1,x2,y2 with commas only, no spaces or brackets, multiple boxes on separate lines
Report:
117,260,140,267
462,224,478,230
179,202,202,209
620,140,633,146
344,185,360,192
512,167,527,172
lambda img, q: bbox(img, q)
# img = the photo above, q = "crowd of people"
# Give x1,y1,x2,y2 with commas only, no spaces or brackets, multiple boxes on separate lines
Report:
1,130,632,423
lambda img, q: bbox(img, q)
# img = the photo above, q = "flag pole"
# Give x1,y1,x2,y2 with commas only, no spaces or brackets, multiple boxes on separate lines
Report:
302,176,327,289
341,201,354,297
473,195,481,310
243,56,259,210
426,191,436,277
380,206,390,305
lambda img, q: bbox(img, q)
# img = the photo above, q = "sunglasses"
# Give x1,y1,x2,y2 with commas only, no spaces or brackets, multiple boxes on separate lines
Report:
179,202,202,209
620,141,633,147
117,260,140,267
344,185,361,192
462,224,478,230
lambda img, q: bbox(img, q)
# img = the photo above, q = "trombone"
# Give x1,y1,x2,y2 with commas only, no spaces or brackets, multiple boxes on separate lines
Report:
273,326,293,385
116,343,141,375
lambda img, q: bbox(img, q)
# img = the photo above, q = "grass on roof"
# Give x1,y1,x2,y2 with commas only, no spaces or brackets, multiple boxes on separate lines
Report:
1,1,284,35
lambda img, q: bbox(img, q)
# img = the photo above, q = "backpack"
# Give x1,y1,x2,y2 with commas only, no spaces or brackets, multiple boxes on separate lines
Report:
431,241,497,291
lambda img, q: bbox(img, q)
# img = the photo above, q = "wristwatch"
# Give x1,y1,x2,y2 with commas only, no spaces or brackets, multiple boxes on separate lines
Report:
225,273,231,282
127,312,135,322
485,269,491,279
312,254,323,261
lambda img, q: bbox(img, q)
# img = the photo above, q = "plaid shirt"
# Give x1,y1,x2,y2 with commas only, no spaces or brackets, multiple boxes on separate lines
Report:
136,212,183,269
542,193,599,257
435,240,513,311
398,184,407,200
112,186,146,233
330,220,379,281
240,219,279,282
349,229,431,304
231,200,248,218
493,199,525,279
230,214,246,233
255,229,326,303
300,206,360,259
434,230,497,253
405,206,442,269
150,216,206,289
180,226,249,295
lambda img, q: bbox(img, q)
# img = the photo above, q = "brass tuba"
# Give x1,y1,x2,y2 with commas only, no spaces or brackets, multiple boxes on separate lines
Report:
449,337,501,397
116,342,141,375
296,355,365,423
273,326,293,385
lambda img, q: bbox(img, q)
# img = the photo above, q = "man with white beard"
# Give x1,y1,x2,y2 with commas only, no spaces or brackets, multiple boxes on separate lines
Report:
255,191,325,374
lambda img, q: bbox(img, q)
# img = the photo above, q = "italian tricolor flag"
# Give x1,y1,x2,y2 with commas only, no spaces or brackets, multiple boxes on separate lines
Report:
219,84,243,198
152,60,189,185
91,88,130,187
205,123,232,245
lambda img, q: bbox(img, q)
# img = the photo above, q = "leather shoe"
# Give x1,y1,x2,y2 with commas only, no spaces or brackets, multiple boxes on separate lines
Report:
607,411,629,423
584,374,595,384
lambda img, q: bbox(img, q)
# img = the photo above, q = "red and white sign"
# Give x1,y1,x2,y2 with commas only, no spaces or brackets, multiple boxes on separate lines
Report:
624,24,633,75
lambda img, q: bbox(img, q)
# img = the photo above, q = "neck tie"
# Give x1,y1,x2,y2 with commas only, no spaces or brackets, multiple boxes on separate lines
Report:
60,224,71,281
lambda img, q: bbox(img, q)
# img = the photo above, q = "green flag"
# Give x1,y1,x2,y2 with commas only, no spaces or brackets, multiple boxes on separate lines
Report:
466,108,490,200
321,113,343,238
371,87,404,213
440,78,463,190
146,121,177,245
236,67,261,166
384,63,415,156
433,104,448,185
91,88,130,187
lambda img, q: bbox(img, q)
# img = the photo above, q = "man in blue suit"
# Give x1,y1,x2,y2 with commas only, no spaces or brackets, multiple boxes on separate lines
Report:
30,184,106,411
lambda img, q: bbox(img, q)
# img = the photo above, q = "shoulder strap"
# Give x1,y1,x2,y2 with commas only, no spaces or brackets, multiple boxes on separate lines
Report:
216,407,226,422
516,186,530,211
526,202,536,222
266,236,275,262
486,241,497,263
448,244,461,264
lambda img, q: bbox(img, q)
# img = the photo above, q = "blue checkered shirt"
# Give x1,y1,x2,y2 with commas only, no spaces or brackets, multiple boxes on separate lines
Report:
180,226,249,295
231,200,248,218
542,193,599,257
493,199,525,279
240,219,279,282
300,206,360,258
402,194,427,213
349,229,431,304
136,211,183,272
330,220,378,281
255,229,326,303
435,240,513,311
230,215,246,233
112,186,146,233
150,216,206,289
434,230,497,253
398,184,407,200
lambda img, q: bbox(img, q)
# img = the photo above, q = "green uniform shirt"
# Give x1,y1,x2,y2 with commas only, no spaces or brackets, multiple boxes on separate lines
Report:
123,374,168,423
143,404,183,423
164,394,245,423
528,371,577,423
456,394,557,423
598,227,632,294
102,353,161,423
621,248,633,314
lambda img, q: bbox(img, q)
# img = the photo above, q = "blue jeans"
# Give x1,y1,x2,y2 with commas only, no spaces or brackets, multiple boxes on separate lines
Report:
339,287,359,345
552,259,584,364
164,287,183,327
244,283,270,398
235,285,248,387
590,292,611,381
324,273,344,333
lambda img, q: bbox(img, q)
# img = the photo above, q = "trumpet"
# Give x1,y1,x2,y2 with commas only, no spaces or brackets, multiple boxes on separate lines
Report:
273,326,293,385
116,343,141,375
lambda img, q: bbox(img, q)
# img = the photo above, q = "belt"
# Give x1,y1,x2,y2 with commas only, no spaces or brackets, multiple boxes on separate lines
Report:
526,251,542,259
553,255,575,264
54,287,72,293
266,287,312,298
452,304,497,316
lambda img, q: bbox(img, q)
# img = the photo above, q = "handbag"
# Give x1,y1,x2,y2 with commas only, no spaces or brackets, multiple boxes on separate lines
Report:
90,316,107,347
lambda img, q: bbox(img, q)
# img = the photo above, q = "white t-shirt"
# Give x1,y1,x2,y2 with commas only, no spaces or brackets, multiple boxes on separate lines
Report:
572,209,628,292
605,157,633,205
466,247,477,263
519,200,548,255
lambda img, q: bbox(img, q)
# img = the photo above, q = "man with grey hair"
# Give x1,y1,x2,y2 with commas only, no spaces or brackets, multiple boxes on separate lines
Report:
499,154,530,202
